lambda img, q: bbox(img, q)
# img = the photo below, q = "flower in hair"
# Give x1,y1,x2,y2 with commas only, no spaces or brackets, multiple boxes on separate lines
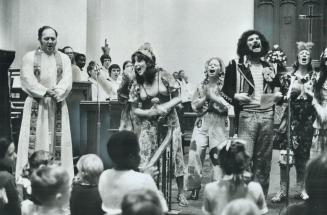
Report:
136,42,155,61
296,41,314,53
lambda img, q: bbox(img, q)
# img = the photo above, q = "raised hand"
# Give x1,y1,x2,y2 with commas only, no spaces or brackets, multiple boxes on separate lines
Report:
101,38,110,55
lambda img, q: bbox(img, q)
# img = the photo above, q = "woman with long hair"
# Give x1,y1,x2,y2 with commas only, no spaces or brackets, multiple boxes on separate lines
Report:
186,57,229,200
311,47,327,156
128,43,188,207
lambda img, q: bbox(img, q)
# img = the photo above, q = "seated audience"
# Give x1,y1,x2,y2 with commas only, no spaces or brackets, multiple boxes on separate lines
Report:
98,131,168,215
21,165,71,215
16,150,53,200
202,139,268,215
0,137,20,215
221,199,260,215
281,154,327,215
70,154,104,215
121,189,164,215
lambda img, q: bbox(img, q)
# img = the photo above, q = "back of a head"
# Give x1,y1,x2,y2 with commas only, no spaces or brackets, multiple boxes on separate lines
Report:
305,154,327,206
31,165,70,205
29,150,53,170
76,154,104,184
221,199,260,215
0,138,10,159
107,131,140,170
121,189,163,215
219,139,250,175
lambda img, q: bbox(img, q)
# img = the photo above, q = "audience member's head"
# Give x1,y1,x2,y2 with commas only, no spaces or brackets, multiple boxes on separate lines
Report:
107,131,140,171
30,165,70,207
178,70,188,82
87,61,97,79
221,199,260,215
62,46,74,63
24,150,54,177
219,139,250,175
76,154,103,185
121,189,163,215
108,64,121,81
75,53,86,70
100,54,112,69
0,137,16,162
305,154,327,206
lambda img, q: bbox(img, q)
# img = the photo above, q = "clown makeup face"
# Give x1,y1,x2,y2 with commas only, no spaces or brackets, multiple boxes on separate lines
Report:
133,55,147,76
298,50,310,66
40,28,57,55
247,34,262,53
207,59,221,77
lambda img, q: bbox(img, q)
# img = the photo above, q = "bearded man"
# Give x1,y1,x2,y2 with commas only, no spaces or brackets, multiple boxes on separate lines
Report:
15,26,74,180
222,30,282,196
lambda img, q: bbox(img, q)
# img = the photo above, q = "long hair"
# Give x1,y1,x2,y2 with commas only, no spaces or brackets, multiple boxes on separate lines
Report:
132,52,156,84
237,30,269,62
314,51,327,102
202,57,225,85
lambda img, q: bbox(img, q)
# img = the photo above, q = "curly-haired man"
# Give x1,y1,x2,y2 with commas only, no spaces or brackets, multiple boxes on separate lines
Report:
222,30,283,196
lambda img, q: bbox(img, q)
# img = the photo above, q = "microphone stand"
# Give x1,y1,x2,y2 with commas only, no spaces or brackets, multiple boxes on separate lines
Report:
96,66,101,155
285,96,291,207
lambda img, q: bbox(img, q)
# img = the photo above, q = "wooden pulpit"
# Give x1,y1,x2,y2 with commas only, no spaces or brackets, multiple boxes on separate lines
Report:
67,81,91,157
0,50,15,139
80,100,123,168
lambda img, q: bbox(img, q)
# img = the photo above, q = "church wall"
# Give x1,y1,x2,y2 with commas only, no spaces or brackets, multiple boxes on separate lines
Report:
91,0,254,85
7,0,87,68
2,0,253,84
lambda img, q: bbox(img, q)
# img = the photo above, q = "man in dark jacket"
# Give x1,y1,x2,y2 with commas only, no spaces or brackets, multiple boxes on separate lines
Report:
222,30,283,196
0,137,21,215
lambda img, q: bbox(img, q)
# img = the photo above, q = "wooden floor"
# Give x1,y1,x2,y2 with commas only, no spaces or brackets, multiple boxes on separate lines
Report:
168,148,302,215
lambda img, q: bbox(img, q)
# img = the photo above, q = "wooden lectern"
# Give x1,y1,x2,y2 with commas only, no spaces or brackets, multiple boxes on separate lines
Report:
80,100,123,168
67,82,91,157
0,50,15,139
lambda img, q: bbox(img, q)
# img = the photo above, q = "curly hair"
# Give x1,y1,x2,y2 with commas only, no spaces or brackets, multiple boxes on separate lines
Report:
237,30,270,62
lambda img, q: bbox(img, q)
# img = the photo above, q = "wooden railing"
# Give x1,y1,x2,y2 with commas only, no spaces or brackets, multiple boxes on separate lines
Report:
143,123,174,210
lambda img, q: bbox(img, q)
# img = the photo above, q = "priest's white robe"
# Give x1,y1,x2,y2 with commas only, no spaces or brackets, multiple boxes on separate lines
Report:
15,50,74,180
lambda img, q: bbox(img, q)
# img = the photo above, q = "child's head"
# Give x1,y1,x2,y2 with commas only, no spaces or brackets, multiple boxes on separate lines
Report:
121,189,163,215
29,150,53,170
76,154,104,185
107,131,140,170
305,154,327,204
31,165,71,207
221,199,260,215
219,139,250,175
